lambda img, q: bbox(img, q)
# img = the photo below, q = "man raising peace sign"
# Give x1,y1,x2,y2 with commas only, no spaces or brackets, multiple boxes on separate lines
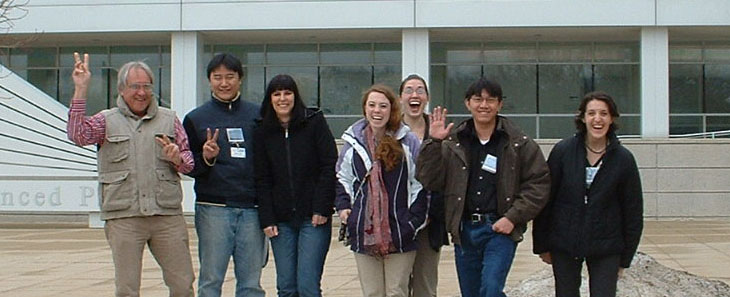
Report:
66,53,195,297
182,53,267,297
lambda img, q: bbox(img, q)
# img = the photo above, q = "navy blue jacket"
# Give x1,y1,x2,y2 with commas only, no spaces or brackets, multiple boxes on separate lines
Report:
182,95,260,208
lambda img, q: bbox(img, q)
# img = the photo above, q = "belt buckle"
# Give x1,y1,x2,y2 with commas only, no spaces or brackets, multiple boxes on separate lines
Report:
470,213,484,224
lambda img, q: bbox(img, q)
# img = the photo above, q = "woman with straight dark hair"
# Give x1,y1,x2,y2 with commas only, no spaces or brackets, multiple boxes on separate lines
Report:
335,84,429,297
532,91,644,297
254,74,338,297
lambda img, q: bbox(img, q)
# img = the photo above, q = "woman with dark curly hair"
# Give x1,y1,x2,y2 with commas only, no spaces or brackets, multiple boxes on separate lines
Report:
533,91,644,297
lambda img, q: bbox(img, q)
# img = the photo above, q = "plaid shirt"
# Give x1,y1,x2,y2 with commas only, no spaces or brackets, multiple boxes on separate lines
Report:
67,98,194,173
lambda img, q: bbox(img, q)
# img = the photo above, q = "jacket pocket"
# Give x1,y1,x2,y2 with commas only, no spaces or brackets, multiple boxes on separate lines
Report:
105,135,130,163
99,170,133,211
155,169,182,208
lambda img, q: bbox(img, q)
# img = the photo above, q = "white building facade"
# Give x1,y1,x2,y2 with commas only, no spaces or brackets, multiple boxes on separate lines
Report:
2,0,730,222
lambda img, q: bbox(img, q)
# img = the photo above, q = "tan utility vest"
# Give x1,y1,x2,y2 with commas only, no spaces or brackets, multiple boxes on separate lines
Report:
97,97,183,220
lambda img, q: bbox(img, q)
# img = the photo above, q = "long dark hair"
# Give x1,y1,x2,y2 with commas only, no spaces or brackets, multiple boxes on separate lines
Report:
260,74,306,128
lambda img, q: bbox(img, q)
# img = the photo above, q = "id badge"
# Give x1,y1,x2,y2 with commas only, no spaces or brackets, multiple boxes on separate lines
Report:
231,147,246,158
227,128,245,143
481,154,498,174
586,166,599,186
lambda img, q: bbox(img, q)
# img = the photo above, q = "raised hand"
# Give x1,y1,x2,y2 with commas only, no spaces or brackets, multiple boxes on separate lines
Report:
72,52,91,98
429,106,454,140
202,128,220,162
156,135,182,166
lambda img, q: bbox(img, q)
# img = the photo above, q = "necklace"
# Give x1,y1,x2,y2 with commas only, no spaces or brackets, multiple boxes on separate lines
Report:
585,142,606,154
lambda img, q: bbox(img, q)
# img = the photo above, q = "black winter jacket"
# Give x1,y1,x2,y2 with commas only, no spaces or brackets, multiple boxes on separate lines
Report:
532,132,643,268
254,108,338,228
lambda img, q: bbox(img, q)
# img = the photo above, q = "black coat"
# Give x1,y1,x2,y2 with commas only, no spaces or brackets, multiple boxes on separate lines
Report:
254,109,338,228
532,132,643,268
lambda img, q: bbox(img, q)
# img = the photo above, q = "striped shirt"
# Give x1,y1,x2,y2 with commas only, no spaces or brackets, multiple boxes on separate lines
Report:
67,98,194,174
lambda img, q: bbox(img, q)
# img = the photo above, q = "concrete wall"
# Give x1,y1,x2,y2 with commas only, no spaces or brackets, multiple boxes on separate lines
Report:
538,139,730,219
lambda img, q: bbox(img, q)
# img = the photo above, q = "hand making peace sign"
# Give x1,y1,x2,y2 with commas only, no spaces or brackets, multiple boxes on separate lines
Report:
72,52,91,98
203,128,220,162
156,134,182,166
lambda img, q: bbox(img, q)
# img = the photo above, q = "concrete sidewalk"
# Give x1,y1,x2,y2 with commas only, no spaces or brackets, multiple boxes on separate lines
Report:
1,220,728,297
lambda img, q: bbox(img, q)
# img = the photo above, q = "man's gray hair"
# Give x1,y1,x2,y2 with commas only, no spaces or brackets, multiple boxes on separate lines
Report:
117,61,155,93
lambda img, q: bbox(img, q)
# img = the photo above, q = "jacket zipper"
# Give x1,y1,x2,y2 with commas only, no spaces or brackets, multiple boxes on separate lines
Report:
284,127,296,212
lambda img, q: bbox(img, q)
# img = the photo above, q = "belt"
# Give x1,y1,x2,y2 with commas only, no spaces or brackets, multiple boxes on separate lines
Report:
468,213,499,224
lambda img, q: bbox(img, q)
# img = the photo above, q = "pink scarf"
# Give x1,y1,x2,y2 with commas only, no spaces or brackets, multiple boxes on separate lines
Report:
363,126,393,257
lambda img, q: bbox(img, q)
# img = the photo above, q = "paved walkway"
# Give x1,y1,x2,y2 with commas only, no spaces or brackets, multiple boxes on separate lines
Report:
1,220,728,297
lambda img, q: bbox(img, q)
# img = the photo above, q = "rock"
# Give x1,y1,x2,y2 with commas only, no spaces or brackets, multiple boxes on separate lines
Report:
505,252,730,297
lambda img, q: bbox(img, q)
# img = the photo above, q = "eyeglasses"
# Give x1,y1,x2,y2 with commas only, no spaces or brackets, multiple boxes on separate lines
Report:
470,96,499,104
127,83,153,92
403,87,426,95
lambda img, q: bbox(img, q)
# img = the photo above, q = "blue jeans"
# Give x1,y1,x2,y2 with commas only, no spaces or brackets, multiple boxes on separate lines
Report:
454,216,517,297
195,204,267,297
270,219,332,297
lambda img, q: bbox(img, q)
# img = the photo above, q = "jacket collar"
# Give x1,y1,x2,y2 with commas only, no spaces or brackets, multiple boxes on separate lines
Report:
210,92,241,111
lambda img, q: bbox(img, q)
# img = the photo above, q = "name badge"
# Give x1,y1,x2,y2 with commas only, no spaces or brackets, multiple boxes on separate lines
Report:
227,128,245,143
231,147,246,158
586,166,599,186
481,154,498,174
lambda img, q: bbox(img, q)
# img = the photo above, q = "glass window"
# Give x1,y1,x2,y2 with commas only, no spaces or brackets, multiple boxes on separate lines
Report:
704,47,730,63
10,47,56,68
320,66,372,115
27,69,58,99
704,64,730,113
431,65,480,115
59,47,109,67
483,65,536,114
374,43,401,64
374,65,401,94
160,67,171,108
669,64,703,113
320,44,371,64
538,64,591,113
213,45,265,65
110,46,160,69
506,116,537,139
594,43,639,62
669,115,703,135
539,116,575,139
538,43,591,63
707,116,730,133
267,44,317,65
326,116,360,139
618,115,641,136
483,43,537,63
242,66,266,104
0,49,8,66
431,42,481,64
669,45,702,62
594,64,640,113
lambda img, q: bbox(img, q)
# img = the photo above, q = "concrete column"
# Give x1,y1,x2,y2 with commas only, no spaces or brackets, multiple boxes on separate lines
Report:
401,29,430,84
170,32,203,213
170,31,203,117
640,27,669,138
